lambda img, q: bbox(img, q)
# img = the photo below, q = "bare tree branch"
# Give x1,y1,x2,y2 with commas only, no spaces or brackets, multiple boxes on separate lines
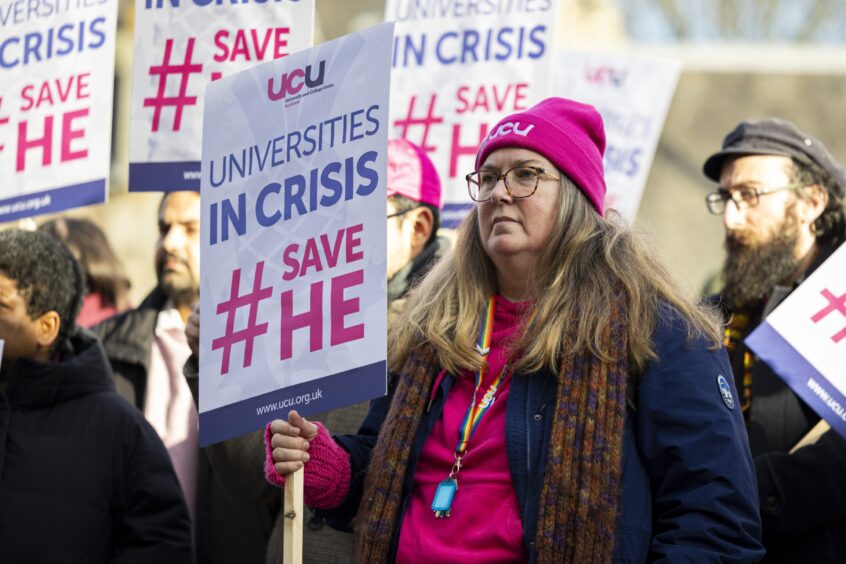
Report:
657,0,689,39
796,0,834,42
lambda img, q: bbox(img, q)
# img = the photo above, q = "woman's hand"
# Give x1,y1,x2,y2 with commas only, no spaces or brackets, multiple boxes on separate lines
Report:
268,410,320,476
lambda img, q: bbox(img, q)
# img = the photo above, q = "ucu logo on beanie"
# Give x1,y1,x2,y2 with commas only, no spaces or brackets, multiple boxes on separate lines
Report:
486,121,535,141
474,97,608,216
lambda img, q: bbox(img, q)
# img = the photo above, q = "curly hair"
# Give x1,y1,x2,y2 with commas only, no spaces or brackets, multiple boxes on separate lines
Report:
0,229,84,352
790,157,846,246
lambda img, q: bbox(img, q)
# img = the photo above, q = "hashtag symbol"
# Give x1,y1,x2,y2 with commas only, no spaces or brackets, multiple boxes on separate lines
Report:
810,288,846,343
143,38,203,133
212,261,274,375
394,94,443,154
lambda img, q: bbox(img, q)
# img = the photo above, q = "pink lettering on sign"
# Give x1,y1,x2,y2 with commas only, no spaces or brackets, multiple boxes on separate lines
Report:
450,122,488,179
16,115,52,171
211,261,274,374
330,270,365,347
212,27,291,63
454,83,529,115
277,224,368,360
280,224,365,281
143,37,204,133
210,225,370,372
14,109,91,171
394,94,443,153
280,280,324,361
0,96,9,154
61,109,89,162
810,288,846,343
279,270,366,360
19,73,91,112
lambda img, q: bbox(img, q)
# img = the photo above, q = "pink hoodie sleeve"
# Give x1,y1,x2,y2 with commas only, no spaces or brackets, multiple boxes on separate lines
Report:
264,421,351,510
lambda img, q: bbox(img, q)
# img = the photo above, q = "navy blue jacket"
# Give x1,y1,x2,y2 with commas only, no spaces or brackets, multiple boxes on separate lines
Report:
320,309,764,562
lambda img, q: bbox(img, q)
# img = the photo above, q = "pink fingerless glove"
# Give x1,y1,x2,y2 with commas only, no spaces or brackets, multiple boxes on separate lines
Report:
264,421,351,510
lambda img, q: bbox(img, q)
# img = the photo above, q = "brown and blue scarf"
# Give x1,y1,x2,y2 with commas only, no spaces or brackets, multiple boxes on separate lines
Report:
355,295,629,563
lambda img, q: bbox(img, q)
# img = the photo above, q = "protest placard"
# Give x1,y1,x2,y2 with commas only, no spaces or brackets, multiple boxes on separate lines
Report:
554,51,681,221
129,0,314,192
0,0,117,222
385,0,559,227
746,245,846,441
198,22,394,447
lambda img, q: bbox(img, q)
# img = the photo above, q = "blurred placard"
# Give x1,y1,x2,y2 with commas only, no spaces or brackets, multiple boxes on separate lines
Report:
0,0,118,222
129,0,314,191
554,51,681,221
385,0,560,227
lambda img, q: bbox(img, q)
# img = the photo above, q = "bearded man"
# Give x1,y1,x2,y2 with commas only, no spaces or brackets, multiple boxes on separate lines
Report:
703,118,846,562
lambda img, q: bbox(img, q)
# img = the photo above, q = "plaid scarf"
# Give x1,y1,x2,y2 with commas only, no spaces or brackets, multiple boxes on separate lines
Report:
355,295,629,563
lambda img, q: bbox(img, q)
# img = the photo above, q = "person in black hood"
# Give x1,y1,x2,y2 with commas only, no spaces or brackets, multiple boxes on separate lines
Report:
0,228,192,563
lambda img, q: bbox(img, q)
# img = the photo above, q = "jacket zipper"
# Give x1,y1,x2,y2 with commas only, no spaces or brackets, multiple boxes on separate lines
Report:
524,380,531,510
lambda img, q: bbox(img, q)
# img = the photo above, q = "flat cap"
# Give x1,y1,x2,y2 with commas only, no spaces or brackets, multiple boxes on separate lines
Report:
703,118,844,197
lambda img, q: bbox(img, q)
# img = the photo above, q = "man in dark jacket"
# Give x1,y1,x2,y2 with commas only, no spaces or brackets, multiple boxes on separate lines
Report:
185,138,448,563
94,192,278,564
0,228,192,563
703,118,846,562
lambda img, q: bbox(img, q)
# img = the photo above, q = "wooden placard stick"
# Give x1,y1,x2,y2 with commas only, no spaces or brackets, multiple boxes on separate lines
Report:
283,468,304,564
789,420,830,454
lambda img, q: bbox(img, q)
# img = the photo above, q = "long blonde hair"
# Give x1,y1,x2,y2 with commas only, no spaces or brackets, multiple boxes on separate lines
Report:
388,175,721,375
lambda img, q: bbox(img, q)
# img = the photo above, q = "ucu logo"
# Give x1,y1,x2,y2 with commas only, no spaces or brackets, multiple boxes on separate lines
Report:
584,65,627,88
487,121,535,140
267,60,326,101
479,384,499,409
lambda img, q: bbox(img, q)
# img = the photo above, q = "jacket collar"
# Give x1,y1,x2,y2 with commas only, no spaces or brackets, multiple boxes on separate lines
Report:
4,327,115,409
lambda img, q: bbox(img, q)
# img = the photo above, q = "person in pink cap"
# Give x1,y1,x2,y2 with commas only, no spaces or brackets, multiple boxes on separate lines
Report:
266,98,764,563
385,138,449,321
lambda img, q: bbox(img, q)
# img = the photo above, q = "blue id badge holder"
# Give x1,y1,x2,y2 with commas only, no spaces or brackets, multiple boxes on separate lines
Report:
431,478,458,518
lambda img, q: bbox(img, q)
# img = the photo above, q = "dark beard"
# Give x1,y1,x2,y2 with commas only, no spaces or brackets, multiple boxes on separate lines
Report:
721,217,800,310
156,256,198,309
161,280,197,310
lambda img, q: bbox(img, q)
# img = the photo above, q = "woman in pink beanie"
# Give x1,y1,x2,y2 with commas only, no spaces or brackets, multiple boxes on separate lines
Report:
266,98,764,563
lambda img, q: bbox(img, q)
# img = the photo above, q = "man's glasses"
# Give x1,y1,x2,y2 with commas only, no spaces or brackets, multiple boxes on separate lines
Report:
466,166,560,202
705,182,809,215
387,206,419,220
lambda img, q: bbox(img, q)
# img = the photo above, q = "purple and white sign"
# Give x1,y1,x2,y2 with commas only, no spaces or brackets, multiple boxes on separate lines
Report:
129,0,313,192
198,23,393,446
385,0,559,227
554,51,681,221
0,0,117,222
747,245,846,440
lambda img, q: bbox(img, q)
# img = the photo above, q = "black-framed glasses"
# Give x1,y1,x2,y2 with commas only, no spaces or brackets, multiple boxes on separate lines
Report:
387,206,419,220
466,166,560,202
705,182,809,215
